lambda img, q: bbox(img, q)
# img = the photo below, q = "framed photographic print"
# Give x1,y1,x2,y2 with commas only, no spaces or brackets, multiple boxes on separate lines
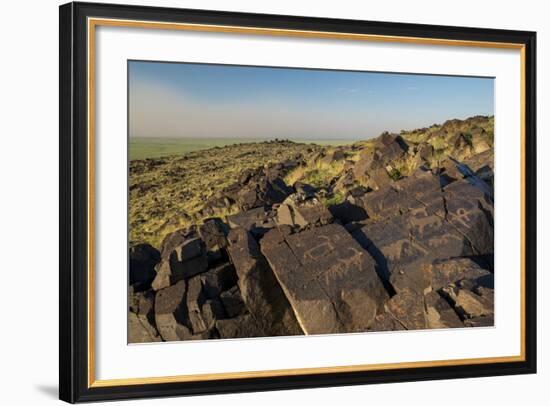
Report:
59,1,537,403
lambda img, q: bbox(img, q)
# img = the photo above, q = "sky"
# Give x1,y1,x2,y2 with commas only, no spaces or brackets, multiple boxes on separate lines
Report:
128,61,494,140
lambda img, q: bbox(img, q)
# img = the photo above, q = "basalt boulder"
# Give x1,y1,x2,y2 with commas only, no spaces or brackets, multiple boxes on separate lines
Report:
424,290,464,329
227,207,275,237
441,281,494,323
226,227,303,336
199,262,238,298
369,312,406,332
128,289,161,343
198,217,229,264
275,192,333,230
220,285,246,318
416,142,435,162
129,243,160,290
425,257,493,291
320,148,346,165
129,312,162,343
154,280,189,341
385,288,427,330
215,314,265,339
151,236,209,291
233,167,293,210
375,132,409,163
260,223,388,335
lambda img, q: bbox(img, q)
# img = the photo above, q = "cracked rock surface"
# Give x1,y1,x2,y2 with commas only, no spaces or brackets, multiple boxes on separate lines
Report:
128,116,495,342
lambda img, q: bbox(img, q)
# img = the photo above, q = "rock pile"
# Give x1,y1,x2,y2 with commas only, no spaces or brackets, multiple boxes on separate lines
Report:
129,118,495,342
201,157,302,217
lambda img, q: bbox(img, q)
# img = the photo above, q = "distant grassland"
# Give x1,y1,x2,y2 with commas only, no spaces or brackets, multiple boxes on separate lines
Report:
130,137,356,160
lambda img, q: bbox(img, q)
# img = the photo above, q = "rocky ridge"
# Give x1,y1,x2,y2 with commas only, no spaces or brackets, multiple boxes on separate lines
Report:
129,116,495,342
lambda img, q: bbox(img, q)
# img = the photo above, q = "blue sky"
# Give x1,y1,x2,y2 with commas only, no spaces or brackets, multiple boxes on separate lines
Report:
129,61,494,140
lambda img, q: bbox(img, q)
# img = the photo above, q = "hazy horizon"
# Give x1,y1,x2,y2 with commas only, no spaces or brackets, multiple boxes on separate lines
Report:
129,61,494,140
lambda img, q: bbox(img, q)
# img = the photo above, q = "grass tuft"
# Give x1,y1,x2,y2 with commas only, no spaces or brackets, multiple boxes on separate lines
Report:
321,191,346,207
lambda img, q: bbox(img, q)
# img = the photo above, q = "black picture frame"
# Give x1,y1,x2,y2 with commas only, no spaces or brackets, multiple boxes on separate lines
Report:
59,1,537,403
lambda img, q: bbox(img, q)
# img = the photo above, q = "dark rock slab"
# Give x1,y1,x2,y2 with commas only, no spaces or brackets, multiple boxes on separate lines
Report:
226,227,302,336
395,168,442,197
452,133,474,161
350,169,443,221
369,165,394,190
369,313,406,332
275,203,294,227
385,288,427,330
465,315,494,327
128,290,161,343
275,193,333,229
441,284,494,321
351,185,423,220
463,149,494,173
227,207,274,236
426,257,493,291
201,299,226,330
406,206,470,260
352,150,374,181
186,276,208,334
352,133,409,190
416,142,434,162
199,262,238,299
227,166,293,211
220,286,246,318
442,180,494,255
292,202,333,228
151,237,208,291
129,312,162,343
154,280,189,341
321,148,346,164
261,223,388,335
198,218,229,264
424,291,463,329
215,314,265,339
158,228,194,259
129,243,160,290
236,186,259,210
375,132,409,158
187,329,219,340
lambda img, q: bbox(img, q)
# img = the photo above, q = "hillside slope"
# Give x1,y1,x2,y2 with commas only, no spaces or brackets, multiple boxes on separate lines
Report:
129,115,495,342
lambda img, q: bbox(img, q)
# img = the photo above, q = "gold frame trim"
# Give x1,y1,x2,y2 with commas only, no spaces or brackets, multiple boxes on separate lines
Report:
87,17,527,388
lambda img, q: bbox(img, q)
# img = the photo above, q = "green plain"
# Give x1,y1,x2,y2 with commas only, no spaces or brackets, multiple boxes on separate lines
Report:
129,137,356,160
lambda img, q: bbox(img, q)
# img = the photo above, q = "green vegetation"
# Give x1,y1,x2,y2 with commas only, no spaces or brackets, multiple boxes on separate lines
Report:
433,147,446,162
393,158,416,178
428,136,448,151
284,158,345,189
463,132,473,147
321,191,346,207
130,138,265,160
388,168,402,181
130,137,356,160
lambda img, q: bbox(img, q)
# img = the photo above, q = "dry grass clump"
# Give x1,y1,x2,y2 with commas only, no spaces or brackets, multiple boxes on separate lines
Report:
284,159,345,189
